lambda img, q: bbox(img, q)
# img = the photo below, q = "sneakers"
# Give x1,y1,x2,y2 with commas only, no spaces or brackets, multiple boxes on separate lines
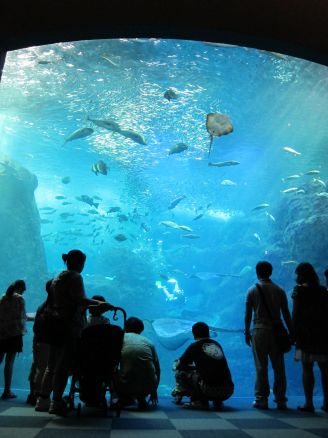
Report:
277,401,288,410
26,393,37,406
253,399,268,410
0,392,17,400
48,399,68,416
35,396,50,412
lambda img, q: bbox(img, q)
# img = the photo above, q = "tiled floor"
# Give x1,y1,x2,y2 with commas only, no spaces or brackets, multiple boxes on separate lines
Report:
0,394,327,437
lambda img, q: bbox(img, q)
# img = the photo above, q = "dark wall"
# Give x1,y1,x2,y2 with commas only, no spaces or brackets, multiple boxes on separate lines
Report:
0,0,328,66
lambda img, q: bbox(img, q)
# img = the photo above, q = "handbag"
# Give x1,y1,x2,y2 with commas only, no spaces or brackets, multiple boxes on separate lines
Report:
256,283,291,353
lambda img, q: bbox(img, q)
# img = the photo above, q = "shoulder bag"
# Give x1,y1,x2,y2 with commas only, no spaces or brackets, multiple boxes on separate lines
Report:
256,283,291,354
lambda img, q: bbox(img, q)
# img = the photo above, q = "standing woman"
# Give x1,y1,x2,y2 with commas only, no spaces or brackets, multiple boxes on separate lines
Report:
0,280,27,399
36,249,113,415
292,262,328,412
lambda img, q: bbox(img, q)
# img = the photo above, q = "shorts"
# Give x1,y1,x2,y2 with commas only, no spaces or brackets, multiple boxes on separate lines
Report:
0,335,23,353
295,348,328,364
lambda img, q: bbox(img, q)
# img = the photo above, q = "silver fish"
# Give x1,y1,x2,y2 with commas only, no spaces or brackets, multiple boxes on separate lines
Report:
208,160,240,167
64,127,94,144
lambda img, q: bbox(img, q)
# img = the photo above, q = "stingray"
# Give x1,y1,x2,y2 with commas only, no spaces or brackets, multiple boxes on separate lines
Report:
145,318,242,350
206,113,233,157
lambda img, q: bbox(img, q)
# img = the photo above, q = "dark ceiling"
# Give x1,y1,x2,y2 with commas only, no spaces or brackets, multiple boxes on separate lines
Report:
0,0,328,67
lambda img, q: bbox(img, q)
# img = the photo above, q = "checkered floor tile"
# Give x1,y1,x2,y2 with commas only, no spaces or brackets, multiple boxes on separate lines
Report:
0,394,327,437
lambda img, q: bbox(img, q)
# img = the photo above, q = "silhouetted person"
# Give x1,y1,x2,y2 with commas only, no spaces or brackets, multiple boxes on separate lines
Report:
118,317,160,410
86,295,110,327
27,279,54,405
35,250,113,415
172,321,234,410
245,261,291,410
0,280,26,399
292,262,328,412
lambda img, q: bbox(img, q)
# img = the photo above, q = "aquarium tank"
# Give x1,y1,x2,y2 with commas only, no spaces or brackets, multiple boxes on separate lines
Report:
0,38,328,397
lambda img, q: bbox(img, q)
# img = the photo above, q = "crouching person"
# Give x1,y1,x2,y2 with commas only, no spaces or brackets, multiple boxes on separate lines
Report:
118,317,160,410
172,321,234,410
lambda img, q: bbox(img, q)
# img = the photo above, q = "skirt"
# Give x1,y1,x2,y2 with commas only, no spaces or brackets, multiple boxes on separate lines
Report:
295,348,328,364
0,335,23,353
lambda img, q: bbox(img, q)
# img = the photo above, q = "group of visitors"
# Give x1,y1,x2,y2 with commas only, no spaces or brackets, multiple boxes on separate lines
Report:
0,252,327,415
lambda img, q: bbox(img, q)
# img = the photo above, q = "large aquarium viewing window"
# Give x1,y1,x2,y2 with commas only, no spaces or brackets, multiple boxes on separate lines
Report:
1,38,328,396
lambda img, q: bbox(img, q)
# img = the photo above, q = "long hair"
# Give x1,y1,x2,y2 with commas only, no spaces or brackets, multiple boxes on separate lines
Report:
295,262,320,287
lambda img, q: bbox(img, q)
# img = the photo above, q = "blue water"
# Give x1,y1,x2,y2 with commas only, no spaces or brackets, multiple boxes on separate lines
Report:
1,38,328,396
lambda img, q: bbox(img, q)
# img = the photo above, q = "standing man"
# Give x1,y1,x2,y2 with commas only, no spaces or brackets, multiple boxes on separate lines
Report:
244,261,292,410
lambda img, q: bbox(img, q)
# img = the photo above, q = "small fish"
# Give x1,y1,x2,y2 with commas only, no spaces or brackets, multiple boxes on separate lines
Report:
62,201,72,205
281,175,301,182
160,220,180,229
304,170,320,176
265,212,276,222
208,161,240,167
39,207,56,211
252,203,270,211
76,195,99,209
168,195,186,210
114,233,127,242
183,234,200,239
61,176,71,184
119,129,147,145
296,189,305,194
117,213,128,222
178,225,193,232
108,207,121,213
40,219,53,224
313,178,326,188
221,179,237,186
283,146,301,156
55,195,66,200
91,160,109,176
37,60,51,65
281,187,298,193
316,192,328,198
87,209,99,215
164,88,178,102
192,213,204,221
60,212,74,219
101,56,120,67
86,116,120,132
64,127,94,144
281,260,298,266
141,222,150,232
253,233,261,242
168,143,188,155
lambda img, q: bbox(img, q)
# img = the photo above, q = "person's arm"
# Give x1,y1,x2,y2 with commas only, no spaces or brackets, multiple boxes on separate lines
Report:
176,344,195,370
244,293,253,346
70,274,115,310
152,345,161,384
281,290,292,334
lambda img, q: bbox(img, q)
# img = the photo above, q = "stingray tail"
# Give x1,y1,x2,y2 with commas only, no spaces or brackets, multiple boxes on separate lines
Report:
208,136,213,158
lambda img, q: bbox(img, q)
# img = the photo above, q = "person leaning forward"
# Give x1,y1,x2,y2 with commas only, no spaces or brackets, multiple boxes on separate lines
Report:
244,261,292,410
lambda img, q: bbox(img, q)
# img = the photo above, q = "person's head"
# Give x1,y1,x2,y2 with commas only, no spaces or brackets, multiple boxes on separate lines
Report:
5,279,26,298
89,295,106,317
256,261,273,280
125,317,144,334
295,262,319,286
62,249,86,273
192,322,210,339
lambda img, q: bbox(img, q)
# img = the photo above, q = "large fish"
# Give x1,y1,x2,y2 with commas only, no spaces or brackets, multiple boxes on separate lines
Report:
86,116,120,132
160,220,180,229
119,129,147,145
164,88,178,102
168,195,186,210
64,127,94,144
76,195,99,209
189,272,240,280
169,143,188,155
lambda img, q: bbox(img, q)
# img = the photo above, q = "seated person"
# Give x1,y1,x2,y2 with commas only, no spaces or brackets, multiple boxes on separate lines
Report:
86,295,110,327
118,317,160,409
172,321,234,409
